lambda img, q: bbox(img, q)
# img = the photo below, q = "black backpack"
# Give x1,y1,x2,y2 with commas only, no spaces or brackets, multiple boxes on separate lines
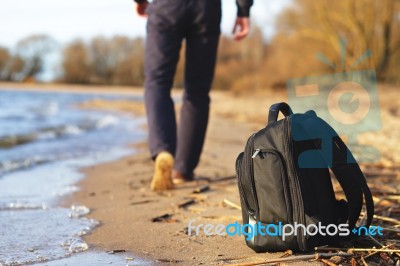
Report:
235,102,374,252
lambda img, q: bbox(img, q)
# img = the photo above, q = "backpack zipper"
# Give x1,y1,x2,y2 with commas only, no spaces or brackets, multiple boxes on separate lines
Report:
236,134,259,218
236,152,255,217
246,134,260,219
252,149,261,158
285,117,307,251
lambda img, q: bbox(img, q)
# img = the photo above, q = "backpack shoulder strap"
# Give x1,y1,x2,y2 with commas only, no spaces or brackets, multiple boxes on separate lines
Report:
291,111,374,229
331,136,374,228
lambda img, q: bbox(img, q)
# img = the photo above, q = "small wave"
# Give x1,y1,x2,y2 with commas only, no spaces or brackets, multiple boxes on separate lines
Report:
0,156,50,176
36,130,57,140
0,154,81,177
95,115,119,129
0,207,99,266
30,101,59,117
0,202,48,211
69,205,90,218
0,132,53,149
63,125,83,136
68,239,89,253
0,114,28,121
0,115,120,149
0,134,37,148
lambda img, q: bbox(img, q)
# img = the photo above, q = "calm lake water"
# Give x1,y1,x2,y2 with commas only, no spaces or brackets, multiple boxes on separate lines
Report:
0,88,148,265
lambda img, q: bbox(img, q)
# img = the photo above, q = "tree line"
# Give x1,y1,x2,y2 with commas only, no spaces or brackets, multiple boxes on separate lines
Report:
0,35,56,83
0,0,399,91
0,35,145,86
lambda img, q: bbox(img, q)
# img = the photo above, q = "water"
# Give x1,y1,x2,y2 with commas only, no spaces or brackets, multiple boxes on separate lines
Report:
0,89,148,265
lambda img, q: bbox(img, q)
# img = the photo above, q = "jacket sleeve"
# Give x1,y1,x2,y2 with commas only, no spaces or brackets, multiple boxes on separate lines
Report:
236,0,253,17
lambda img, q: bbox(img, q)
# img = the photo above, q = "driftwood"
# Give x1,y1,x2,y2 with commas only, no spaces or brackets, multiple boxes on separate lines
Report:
156,258,183,263
321,258,338,266
348,248,400,253
211,175,236,183
224,253,353,266
372,214,400,225
177,199,196,208
107,249,126,254
193,185,210,194
151,213,178,223
364,244,397,259
223,199,242,210
279,250,293,258
130,199,157,205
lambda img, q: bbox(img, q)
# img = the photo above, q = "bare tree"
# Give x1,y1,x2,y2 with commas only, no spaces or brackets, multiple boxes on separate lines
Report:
86,36,145,85
87,36,114,84
59,36,146,85
61,39,90,84
5,55,25,81
16,34,56,81
214,27,269,92
274,0,400,81
0,47,10,80
110,36,143,85
129,37,145,86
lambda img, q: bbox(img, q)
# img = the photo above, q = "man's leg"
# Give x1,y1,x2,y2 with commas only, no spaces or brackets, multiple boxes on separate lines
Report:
174,0,221,178
144,6,184,159
144,3,184,190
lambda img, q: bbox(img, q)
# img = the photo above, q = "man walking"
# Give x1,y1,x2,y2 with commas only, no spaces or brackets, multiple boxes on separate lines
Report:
135,0,253,191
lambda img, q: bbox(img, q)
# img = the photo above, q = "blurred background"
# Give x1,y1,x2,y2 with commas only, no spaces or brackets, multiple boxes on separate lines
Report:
0,0,399,92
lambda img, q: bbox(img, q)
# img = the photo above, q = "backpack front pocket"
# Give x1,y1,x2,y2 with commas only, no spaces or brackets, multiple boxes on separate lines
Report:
252,149,292,225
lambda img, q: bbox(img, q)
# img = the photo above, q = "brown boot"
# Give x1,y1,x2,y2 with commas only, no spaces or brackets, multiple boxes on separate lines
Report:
172,170,194,185
150,151,174,191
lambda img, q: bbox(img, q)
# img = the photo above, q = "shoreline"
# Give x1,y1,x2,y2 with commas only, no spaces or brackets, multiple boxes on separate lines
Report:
0,87,152,265
0,81,143,95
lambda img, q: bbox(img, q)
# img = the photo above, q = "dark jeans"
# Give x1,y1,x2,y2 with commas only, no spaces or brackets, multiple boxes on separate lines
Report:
144,0,221,175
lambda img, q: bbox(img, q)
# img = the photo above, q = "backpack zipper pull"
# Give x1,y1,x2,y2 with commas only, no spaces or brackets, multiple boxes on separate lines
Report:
252,149,261,158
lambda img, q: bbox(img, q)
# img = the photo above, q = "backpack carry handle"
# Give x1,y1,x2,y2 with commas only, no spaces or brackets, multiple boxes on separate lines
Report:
268,102,293,124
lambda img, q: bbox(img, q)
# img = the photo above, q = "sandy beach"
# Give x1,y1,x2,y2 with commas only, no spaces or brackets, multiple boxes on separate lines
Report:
3,82,398,265
67,87,291,265
61,83,400,265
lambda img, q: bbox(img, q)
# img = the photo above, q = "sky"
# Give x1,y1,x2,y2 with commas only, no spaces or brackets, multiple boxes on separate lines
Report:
0,0,291,48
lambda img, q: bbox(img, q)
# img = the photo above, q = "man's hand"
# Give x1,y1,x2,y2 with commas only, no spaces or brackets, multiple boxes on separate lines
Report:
136,1,149,17
232,17,250,41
